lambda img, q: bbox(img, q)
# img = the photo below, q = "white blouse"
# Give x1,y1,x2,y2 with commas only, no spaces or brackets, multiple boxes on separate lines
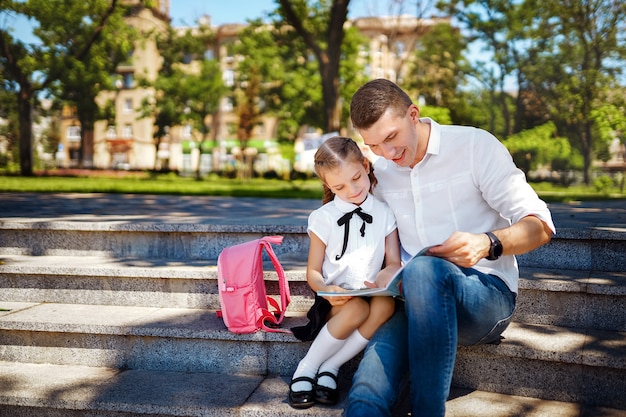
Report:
308,194,397,290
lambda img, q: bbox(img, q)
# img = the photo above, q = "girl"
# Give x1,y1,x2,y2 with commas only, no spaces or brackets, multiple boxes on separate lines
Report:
289,136,401,409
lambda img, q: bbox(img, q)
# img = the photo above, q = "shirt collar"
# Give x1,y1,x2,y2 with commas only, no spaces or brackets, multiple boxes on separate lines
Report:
422,117,441,156
334,193,373,213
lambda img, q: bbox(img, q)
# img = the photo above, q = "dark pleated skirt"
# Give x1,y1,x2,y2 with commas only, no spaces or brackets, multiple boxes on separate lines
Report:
291,295,332,341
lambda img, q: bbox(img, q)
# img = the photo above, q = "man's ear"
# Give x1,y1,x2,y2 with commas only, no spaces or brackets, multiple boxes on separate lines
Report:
409,104,420,122
363,158,371,172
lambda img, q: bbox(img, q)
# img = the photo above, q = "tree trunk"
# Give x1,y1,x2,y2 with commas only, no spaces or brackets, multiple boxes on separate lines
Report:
18,88,33,176
277,0,349,134
581,121,594,186
76,128,95,168
321,64,340,133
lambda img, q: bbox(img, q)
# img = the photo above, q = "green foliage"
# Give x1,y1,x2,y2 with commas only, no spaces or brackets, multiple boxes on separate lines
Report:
232,20,295,140
523,0,626,183
338,26,369,124
590,101,626,162
593,175,615,193
139,24,225,145
419,105,452,124
504,122,572,174
234,8,366,141
0,0,137,173
272,0,354,132
406,23,468,112
182,59,227,137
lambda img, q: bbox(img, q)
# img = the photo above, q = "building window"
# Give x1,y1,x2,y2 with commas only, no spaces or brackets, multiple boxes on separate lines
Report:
67,125,81,142
123,98,133,113
123,73,134,88
223,69,235,87
122,124,133,138
222,96,234,112
106,125,116,139
395,41,405,57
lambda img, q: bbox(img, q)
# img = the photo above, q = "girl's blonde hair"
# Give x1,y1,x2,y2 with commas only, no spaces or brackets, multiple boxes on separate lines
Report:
313,136,377,204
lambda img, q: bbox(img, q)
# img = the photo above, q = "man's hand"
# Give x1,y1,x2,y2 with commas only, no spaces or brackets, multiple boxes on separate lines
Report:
427,231,490,268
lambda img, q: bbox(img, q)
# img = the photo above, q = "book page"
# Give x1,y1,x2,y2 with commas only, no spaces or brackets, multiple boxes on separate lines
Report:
316,245,437,298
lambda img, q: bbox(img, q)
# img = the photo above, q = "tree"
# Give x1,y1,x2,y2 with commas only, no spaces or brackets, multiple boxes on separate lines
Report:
503,121,572,176
53,3,135,168
0,79,19,168
529,0,626,184
0,0,125,175
405,22,468,119
138,23,225,178
137,70,183,169
182,59,227,179
437,0,543,137
232,20,279,145
275,0,350,133
233,5,366,140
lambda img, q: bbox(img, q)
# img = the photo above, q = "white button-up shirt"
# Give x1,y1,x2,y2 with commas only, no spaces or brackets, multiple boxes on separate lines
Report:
372,118,555,293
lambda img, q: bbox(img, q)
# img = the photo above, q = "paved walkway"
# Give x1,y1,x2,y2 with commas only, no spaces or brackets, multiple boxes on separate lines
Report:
1,192,625,229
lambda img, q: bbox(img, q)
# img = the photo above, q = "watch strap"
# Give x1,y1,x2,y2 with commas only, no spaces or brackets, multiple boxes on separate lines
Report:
485,231,502,260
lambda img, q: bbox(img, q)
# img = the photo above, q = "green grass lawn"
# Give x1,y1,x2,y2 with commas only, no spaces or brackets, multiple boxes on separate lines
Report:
0,171,325,199
0,171,624,203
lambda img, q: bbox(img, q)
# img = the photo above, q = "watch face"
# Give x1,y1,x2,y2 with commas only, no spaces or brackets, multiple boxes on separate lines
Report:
493,242,503,258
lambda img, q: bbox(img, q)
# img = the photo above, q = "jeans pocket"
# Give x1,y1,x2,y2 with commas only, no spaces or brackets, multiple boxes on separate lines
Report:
474,309,515,346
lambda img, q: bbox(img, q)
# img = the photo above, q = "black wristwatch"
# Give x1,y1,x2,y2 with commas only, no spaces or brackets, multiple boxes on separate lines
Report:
485,231,503,260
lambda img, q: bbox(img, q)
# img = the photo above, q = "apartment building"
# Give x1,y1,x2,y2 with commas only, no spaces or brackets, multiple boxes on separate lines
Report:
57,2,447,172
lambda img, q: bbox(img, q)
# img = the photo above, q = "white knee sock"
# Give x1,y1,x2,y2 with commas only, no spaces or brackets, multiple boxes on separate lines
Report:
291,324,345,392
317,330,369,389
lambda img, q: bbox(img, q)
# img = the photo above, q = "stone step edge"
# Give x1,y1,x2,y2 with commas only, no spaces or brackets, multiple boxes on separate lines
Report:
1,255,625,296
0,302,624,371
0,361,625,417
2,219,626,241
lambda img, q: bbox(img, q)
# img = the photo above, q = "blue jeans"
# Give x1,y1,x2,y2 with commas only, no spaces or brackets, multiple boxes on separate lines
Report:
344,256,517,417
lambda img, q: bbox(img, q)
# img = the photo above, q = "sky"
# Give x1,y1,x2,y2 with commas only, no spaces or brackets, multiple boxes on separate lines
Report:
169,0,382,27
7,0,386,43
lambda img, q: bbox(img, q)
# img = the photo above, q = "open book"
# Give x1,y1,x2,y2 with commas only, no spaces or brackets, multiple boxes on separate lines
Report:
316,245,436,298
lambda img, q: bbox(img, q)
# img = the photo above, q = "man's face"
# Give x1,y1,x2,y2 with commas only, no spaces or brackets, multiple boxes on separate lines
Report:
359,105,420,168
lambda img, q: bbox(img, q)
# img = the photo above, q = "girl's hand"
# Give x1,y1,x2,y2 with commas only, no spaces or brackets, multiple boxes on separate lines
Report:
371,268,396,288
320,285,352,306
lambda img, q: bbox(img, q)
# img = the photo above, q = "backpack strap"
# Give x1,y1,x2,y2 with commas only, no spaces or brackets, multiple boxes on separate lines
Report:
258,235,292,333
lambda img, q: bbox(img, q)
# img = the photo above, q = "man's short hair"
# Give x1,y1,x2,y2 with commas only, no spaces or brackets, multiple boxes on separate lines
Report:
350,79,413,130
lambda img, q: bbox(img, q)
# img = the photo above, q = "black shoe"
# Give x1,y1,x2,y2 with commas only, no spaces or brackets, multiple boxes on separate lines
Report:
288,376,316,409
315,371,339,405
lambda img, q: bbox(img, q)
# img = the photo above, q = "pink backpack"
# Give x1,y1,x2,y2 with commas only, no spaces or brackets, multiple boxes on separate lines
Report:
217,235,291,334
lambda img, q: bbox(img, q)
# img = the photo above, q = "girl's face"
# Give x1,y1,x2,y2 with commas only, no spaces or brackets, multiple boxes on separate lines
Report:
323,159,371,205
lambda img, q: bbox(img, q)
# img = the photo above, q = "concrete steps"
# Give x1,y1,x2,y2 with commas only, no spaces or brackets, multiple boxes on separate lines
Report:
0,300,625,409
1,361,625,417
1,203,625,415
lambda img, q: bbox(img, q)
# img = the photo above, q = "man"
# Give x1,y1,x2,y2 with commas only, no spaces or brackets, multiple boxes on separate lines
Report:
344,79,555,417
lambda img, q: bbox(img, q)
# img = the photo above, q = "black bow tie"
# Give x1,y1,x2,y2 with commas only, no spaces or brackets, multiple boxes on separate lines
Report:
335,207,373,260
